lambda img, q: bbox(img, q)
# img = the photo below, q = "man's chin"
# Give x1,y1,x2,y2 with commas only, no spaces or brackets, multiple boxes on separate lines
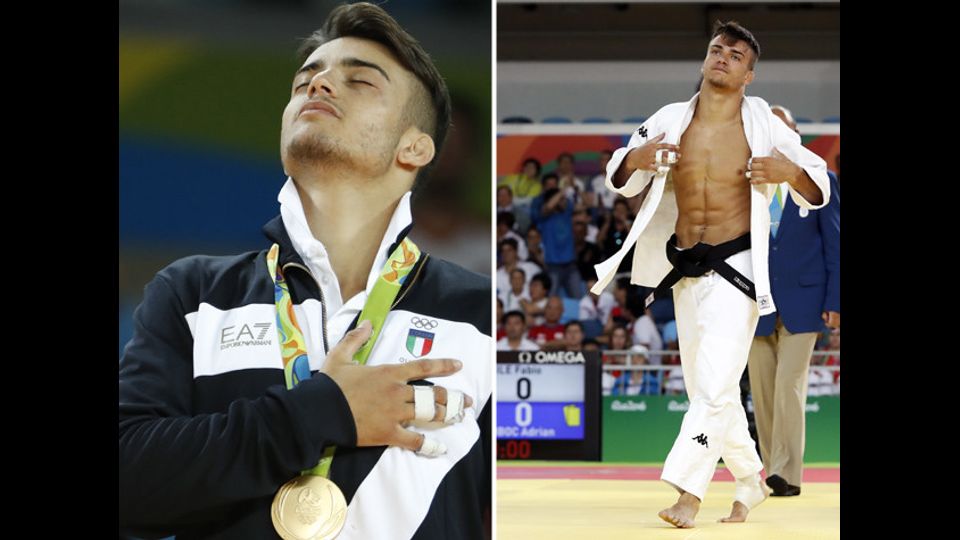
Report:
285,134,344,165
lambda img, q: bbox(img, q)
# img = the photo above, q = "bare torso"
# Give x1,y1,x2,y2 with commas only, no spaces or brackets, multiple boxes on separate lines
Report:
673,110,752,249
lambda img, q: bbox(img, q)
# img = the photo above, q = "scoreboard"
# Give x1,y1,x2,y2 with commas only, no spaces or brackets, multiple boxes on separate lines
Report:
496,350,600,460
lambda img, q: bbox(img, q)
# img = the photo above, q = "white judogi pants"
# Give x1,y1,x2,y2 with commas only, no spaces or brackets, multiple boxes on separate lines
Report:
660,248,764,501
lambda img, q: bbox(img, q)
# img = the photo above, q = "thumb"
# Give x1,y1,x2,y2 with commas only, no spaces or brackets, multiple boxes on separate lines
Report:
328,319,373,365
652,132,666,142
822,312,828,323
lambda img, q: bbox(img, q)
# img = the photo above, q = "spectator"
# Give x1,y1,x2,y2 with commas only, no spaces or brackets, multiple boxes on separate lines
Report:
496,185,513,213
602,325,631,394
501,268,528,313
496,237,539,294
526,226,546,269
497,310,540,352
631,306,664,365
556,152,586,199
496,213,530,262
498,157,543,204
574,210,603,283
579,278,617,326
598,198,634,268
563,321,585,352
527,295,565,348
624,345,661,395
530,175,583,298
589,149,617,210
520,273,551,326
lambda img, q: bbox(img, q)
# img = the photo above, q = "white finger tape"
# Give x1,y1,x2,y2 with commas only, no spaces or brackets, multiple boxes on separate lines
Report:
444,390,465,424
416,436,447,458
413,386,435,421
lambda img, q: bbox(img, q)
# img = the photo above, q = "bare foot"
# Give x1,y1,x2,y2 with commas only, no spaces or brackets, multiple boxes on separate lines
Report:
718,476,769,523
718,500,749,522
658,492,700,528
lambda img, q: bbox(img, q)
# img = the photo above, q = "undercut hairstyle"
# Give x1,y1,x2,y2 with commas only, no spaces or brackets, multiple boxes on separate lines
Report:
711,20,761,69
298,2,452,188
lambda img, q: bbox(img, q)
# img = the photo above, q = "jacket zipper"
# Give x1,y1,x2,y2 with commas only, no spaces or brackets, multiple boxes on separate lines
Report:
281,262,329,354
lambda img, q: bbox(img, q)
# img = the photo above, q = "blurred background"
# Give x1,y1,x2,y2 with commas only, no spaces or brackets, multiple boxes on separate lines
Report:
498,0,839,121
120,0,492,354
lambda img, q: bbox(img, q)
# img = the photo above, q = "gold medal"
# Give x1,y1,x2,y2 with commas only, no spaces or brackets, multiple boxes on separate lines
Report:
271,475,348,540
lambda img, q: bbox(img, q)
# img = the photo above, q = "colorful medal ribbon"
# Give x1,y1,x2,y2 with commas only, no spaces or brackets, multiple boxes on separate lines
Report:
266,238,421,477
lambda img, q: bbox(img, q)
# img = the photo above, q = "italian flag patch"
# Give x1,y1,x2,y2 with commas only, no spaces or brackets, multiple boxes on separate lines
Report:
406,329,435,357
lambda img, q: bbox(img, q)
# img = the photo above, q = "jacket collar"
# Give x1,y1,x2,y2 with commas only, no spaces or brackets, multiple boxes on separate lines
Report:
262,178,415,293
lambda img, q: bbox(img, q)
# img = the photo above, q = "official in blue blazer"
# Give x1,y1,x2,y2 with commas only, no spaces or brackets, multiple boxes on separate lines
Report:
747,105,840,497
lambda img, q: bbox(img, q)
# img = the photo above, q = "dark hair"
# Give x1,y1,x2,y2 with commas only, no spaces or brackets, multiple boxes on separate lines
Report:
711,20,761,69
497,211,516,229
510,267,527,280
523,157,542,177
498,184,513,196
503,310,526,326
500,237,519,251
531,272,552,292
558,152,574,164
299,3,452,187
565,320,584,332
541,173,559,186
615,276,631,291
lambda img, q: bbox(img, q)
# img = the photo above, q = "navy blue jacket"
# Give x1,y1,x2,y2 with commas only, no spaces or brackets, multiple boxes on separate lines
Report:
756,171,840,335
119,216,491,539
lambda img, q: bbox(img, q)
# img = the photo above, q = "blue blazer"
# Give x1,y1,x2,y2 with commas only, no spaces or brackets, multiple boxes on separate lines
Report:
756,171,840,336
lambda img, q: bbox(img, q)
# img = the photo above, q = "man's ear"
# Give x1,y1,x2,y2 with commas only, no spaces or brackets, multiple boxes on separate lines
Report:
397,128,436,169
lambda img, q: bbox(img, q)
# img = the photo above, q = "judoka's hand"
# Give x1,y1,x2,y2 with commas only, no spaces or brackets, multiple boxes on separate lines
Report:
822,311,840,329
320,320,474,452
747,148,801,185
625,133,682,172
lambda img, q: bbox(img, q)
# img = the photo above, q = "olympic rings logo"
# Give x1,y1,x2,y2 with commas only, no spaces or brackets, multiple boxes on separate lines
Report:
410,317,438,329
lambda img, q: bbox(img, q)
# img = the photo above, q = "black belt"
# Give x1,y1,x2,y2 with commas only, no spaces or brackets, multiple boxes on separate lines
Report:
644,233,756,308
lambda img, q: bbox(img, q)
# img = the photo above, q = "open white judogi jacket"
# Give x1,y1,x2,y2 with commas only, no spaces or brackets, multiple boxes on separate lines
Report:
591,93,830,317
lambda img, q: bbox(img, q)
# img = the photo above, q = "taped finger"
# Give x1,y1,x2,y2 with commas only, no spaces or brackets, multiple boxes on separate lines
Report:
444,390,466,424
413,385,435,421
416,436,448,458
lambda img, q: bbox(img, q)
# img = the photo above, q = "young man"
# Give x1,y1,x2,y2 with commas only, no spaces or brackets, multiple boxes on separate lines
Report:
119,4,491,539
592,21,829,528
497,310,540,352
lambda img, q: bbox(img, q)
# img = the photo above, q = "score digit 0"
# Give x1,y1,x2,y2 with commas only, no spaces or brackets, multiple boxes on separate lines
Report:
517,377,531,400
